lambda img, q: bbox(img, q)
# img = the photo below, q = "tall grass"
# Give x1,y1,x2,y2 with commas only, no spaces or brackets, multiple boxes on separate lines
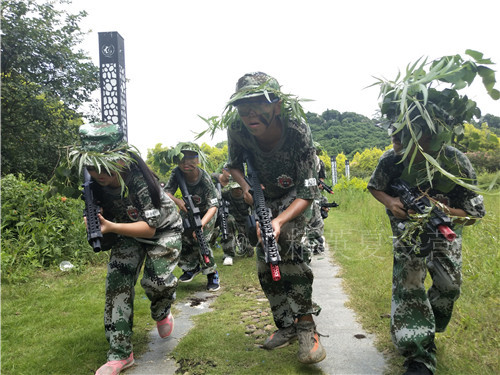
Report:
328,185,499,374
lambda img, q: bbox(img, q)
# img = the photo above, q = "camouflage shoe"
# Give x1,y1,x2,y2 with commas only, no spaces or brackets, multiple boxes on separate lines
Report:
262,325,297,350
296,321,326,364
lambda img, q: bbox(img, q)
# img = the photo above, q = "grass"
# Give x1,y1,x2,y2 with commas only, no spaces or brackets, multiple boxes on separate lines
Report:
1,188,498,375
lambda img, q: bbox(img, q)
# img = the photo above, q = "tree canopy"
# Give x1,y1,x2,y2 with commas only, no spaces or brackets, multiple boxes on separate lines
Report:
1,0,99,183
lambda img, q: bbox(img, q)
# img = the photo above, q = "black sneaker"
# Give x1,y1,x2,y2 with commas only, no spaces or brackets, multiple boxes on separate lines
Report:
179,265,201,283
403,360,433,375
206,271,220,291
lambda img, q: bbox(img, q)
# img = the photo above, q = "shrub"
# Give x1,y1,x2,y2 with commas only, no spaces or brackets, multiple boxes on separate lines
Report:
466,151,500,174
333,176,368,192
1,174,106,282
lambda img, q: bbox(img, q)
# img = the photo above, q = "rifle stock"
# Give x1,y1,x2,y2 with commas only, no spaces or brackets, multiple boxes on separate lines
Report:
244,153,281,281
175,168,211,265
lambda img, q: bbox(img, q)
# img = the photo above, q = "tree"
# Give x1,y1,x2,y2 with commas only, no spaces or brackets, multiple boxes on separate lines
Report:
1,0,99,182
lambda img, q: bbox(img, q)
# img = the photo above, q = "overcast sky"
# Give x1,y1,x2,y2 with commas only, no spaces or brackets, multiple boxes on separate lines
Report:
67,0,500,157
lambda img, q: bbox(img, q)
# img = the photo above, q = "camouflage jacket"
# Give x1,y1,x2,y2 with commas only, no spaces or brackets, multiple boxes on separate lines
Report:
164,167,219,217
95,164,183,238
227,118,319,201
222,189,251,223
368,147,486,220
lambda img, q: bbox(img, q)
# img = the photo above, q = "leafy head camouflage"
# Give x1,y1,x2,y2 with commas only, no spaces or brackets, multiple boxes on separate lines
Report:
67,122,138,180
373,49,498,190
163,141,208,166
80,122,126,152
229,72,281,105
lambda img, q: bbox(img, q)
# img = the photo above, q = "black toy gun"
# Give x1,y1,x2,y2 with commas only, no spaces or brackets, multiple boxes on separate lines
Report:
244,152,281,281
391,178,456,257
174,168,211,264
319,201,339,219
215,181,230,241
82,169,103,252
319,180,334,194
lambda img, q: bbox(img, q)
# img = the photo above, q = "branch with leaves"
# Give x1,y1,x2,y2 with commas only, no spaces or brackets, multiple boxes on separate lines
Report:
196,81,312,140
371,49,499,192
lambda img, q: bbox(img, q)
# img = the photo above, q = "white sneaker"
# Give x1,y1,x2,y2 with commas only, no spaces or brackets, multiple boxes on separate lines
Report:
223,257,233,266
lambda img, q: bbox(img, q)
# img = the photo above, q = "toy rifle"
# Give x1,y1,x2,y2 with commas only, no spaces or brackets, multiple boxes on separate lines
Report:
174,168,211,264
215,181,230,241
320,201,339,219
319,180,334,194
82,169,103,252
243,152,281,281
391,178,456,257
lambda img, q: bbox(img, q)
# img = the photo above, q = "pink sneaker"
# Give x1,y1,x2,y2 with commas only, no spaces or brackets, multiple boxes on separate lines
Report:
95,352,134,375
157,312,174,338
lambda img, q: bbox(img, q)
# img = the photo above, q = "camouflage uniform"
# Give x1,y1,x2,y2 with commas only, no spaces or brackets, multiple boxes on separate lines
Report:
227,117,321,329
368,146,485,373
306,156,327,254
221,187,254,257
164,166,219,275
96,164,183,361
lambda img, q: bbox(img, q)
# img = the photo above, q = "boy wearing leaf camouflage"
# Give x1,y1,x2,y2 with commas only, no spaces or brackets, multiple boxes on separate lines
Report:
226,72,325,364
74,123,183,375
164,144,220,291
369,128,486,374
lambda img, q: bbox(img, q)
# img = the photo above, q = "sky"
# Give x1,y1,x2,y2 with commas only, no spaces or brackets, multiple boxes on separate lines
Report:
66,0,500,157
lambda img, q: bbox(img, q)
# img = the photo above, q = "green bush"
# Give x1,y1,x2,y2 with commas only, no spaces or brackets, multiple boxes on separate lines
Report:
332,176,368,192
1,174,107,282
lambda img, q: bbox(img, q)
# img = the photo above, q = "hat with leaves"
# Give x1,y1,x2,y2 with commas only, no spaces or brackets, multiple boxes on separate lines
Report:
229,72,281,105
79,122,126,152
67,122,139,178
372,49,499,191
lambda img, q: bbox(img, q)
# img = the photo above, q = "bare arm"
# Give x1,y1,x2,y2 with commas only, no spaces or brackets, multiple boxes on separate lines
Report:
271,198,311,241
97,214,156,238
230,168,253,206
167,192,187,212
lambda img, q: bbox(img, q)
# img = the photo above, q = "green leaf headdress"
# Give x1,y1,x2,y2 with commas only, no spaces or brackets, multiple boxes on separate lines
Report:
156,141,208,167
196,71,312,139
67,122,140,194
371,50,499,191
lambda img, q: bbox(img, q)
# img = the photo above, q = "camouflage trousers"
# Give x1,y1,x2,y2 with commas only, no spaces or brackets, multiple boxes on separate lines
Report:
221,215,254,258
180,215,217,274
305,199,325,252
104,231,181,361
257,190,321,329
391,233,462,374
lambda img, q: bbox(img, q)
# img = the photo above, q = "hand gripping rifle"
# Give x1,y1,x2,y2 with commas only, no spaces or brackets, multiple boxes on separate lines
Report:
82,169,103,252
390,178,456,257
215,181,230,241
319,180,334,194
174,168,211,265
320,201,339,219
243,153,281,281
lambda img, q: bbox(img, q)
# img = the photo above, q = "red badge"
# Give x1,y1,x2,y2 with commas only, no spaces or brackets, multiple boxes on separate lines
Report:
277,175,293,188
127,206,140,221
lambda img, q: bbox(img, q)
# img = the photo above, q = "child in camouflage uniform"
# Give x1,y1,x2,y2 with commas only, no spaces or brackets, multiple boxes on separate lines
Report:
368,130,485,375
164,144,220,291
75,123,183,375
220,181,254,261
226,72,326,364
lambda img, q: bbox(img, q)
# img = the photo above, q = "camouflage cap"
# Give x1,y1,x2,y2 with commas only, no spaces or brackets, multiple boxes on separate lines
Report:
79,122,126,152
229,72,281,105
226,181,242,190
178,141,200,155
